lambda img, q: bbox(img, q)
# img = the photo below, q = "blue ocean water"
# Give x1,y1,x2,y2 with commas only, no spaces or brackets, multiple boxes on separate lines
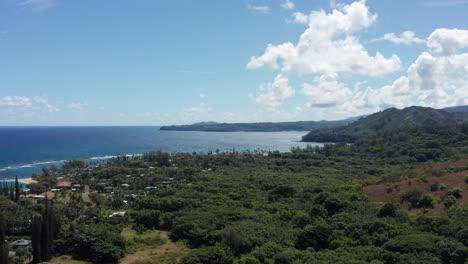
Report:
0,127,319,179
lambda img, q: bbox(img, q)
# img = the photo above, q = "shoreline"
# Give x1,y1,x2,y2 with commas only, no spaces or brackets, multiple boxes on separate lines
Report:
18,178,38,184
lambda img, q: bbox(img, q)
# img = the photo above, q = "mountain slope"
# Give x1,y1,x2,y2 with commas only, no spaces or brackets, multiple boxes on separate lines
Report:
302,106,468,143
444,105,468,113
160,119,357,132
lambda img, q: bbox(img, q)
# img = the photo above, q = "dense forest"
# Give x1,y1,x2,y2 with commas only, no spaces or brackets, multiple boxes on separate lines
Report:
1,123,468,263
303,106,468,143
159,118,359,132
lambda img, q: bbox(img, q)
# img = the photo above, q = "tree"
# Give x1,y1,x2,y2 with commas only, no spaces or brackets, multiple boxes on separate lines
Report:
296,223,332,250
182,245,232,264
31,215,42,264
32,198,59,263
0,215,8,264
378,203,398,217
15,176,20,202
56,224,126,263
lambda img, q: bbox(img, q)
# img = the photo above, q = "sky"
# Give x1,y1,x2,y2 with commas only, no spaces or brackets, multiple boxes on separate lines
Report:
1,0,468,126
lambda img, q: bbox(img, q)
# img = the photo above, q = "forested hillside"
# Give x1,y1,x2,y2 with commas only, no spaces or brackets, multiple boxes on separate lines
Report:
303,106,468,143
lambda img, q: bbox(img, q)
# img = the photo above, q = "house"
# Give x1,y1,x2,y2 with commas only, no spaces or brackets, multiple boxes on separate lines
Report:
55,181,72,189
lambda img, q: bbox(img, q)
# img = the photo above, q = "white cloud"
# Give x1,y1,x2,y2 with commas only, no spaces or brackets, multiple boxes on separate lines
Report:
34,96,59,112
199,93,206,99
247,5,270,15
248,0,401,110
374,31,426,45
249,0,401,77
289,12,309,24
302,74,352,108
281,0,295,10
348,28,468,112
427,28,468,56
0,96,32,108
21,0,55,13
254,74,295,111
69,101,88,110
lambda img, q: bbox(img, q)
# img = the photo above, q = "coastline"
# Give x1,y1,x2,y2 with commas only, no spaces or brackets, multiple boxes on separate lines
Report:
18,178,38,184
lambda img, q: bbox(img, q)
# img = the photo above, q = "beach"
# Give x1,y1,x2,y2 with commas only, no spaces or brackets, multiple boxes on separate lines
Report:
18,178,38,184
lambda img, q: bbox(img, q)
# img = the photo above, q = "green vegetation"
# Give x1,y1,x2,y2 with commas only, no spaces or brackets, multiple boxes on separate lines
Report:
1,117,468,263
160,118,357,132
303,106,468,142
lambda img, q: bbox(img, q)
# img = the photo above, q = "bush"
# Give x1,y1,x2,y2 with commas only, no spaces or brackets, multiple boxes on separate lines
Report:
296,223,332,250
418,193,435,209
56,224,126,263
450,188,463,199
182,245,232,264
384,232,440,253
378,203,398,217
444,195,457,208
400,188,423,208
131,210,161,229
430,183,439,192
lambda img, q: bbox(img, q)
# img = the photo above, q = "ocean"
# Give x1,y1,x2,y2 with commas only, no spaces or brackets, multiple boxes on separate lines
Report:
0,126,320,179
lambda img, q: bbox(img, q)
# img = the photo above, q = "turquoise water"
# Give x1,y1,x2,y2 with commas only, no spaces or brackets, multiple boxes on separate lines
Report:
1,180,30,191
0,127,320,179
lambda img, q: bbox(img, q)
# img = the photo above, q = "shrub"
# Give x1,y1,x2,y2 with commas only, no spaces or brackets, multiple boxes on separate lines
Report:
296,223,332,250
418,193,436,209
384,232,440,253
400,188,423,208
450,188,463,199
430,183,439,192
56,224,126,263
182,245,232,264
444,195,457,208
378,203,398,218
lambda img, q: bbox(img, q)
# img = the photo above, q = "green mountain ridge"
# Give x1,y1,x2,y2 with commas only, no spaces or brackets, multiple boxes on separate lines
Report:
302,106,468,143
160,117,361,132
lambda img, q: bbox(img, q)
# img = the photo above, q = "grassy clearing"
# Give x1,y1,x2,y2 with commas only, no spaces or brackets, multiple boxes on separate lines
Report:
121,228,189,264
49,255,88,264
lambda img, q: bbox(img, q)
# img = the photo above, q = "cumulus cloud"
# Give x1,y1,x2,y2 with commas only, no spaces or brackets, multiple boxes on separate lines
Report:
254,75,295,111
0,96,32,108
249,0,401,77
302,74,352,108
247,5,270,15
427,28,468,56
281,0,295,10
348,28,468,111
21,0,56,13
288,12,309,24
374,31,426,45
253,74,295,111
248,0,401,110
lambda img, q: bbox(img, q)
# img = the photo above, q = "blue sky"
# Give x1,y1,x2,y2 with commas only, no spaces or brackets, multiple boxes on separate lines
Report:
1,0,468,125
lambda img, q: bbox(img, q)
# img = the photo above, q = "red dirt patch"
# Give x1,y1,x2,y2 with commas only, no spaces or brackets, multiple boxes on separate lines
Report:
363,169,468,215
414,158,468,174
